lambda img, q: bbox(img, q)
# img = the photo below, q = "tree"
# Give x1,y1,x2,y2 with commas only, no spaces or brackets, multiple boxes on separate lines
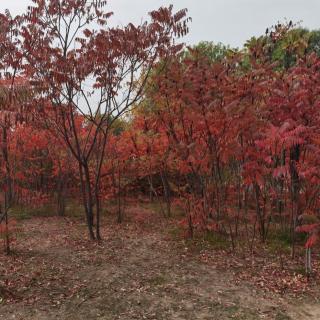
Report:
22,0,190,240
0,12,27,254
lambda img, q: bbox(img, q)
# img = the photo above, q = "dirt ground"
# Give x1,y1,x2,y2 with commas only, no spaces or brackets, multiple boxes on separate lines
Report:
0,205,320,320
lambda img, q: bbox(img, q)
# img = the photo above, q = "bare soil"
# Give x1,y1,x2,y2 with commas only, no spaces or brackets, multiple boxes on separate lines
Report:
0,205,319,320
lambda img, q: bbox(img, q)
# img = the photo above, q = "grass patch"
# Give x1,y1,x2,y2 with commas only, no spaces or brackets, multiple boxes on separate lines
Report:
201,231,230,250
64,201,85,218
183,230,230,252
10,205,57,220
148,275,167,286
275,311,292,320
141,200,185,218
141,201,167,216
267,227,307,256
168,225,183,240
9,201,87,220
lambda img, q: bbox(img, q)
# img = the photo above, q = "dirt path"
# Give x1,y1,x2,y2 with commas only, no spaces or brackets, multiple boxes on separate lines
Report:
0,213,319,319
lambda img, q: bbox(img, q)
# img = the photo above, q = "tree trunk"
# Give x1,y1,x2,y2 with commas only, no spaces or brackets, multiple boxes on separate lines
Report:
57,176,66,216
290,144,300,258
117,165,123,224
160,170,171,217
306,248,312,276
254,184,266,242
81,163,95,240
4,207,10,255
95,185,101,241
2,126,11,254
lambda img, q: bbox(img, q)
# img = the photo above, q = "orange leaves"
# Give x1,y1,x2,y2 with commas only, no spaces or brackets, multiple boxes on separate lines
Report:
305,234,319,249
272,166,289,178
296,221,320,248
296,223,320,234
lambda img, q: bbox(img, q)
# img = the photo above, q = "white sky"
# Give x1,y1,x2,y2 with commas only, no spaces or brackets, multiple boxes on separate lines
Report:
1,0,320,48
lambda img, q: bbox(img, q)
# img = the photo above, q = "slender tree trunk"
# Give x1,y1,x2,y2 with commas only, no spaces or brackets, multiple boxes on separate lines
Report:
160,170,171,217
57,175,66,216
306,247,312,276
290,145,300,258
4,206,10,255
254,184,266,242
95,184,101,240
117,165,122,224
148,175,154,202
2,126,11,254
80,163,95,240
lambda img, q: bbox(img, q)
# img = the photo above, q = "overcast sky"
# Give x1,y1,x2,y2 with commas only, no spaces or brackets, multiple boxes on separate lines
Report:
1,0,320,48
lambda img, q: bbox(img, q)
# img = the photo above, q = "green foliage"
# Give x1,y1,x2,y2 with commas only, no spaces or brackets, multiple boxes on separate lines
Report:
244,26,320,69
308,29,320,55
111,117,128,136
189,41,235,62
271,28,309,68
